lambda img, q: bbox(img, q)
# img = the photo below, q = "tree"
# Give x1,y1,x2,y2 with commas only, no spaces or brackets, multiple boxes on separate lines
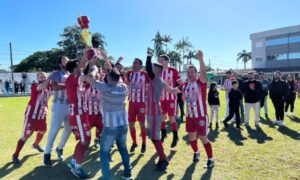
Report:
162,35,173,53
14,49,65,72
57,25,106,58
152,31,165,58
184,50,196,65
175,37,193,70
237,49,252,69
168,51,182,71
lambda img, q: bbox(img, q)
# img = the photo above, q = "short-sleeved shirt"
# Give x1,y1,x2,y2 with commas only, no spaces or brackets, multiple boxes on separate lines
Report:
28,83,52,120
127,70,150,103
49,70,69,104
161,67,180,101
179,79,207,118
94,82,128,127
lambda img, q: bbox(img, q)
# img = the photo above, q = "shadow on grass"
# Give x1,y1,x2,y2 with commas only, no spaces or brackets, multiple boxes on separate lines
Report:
208,128,220,142
200,168,213,180
245,126,273,144
260,117,276,128
135,153,167,179
288,116,300,123
278,126,300,140
223,124,247,146
0,153,39,179
182,162,196,180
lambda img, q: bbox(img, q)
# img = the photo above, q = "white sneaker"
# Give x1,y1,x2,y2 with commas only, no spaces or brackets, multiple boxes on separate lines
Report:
273,120,279,124
278,120,284,126
290,112,294,116
284,112,288,116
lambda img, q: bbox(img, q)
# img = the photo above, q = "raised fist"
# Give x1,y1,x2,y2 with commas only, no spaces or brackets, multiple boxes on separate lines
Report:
196,50,204,61
147,48,154,57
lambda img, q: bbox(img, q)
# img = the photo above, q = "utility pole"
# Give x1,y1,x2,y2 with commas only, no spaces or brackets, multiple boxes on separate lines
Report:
9,42,15,94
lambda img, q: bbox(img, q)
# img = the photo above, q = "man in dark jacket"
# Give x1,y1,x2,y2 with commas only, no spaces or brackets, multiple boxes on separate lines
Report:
269,71,289,126
244,72,263,127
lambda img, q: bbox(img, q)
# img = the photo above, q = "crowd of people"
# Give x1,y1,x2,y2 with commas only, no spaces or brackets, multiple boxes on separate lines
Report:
9,48,300,179
0,79,28,94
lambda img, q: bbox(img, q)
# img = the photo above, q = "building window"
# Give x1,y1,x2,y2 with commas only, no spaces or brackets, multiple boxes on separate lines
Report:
289,52,300,59
255,42,262,48
266,54,288,61
266,37,288,46
256,57,263,61
289,35,300,43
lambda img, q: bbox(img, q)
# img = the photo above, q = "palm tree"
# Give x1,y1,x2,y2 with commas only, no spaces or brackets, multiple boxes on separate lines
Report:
237,49,252,69
162,35,172,53
175,37,193,70
152,31,165,58
184,51,196,65
168,51,182,71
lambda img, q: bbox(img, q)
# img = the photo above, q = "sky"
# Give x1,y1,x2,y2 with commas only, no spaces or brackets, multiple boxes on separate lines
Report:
0,0,299,71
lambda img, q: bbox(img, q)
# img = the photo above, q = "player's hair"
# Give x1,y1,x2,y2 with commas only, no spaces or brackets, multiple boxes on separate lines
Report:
108,68,121,82
153,63,163,73
58,56,68,64
226,70,232,74
248,71,254,75
66,60,78,73
232,80,238,85
188,65,197,72
115,62,123,68
274,71,281,75
159,54,170,61
134,58,143,66
36,71,46,78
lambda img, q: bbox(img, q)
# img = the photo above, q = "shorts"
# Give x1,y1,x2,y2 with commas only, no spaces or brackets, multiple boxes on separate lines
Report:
22,106,47,138
128,102,146,123
69,114,91,143
146,115,162,140
160,99,177,116
186,116,208,136
87,114,103,129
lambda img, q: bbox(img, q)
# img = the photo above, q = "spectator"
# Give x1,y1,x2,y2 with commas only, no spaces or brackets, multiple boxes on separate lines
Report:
244,71,263,127
0,79,5,94
223,70,234,119
5,80,10,94
235,73,245,117
258,72,270,119
20,79,26,93
208,82,220,129
14,81,19,94
269,71,289,126
285,74,297,116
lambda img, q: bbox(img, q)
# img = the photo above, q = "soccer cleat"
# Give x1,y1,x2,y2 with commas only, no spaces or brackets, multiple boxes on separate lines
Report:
141,144,146,153
43,153,51,166
121,173,133,180
216,123,219,129
32,144,44,152
12,154,20,164
193,152,200,163
56,147,64,161
130,144,138,153
93,139,99,148
205,159,215,168
223,121,228,128
273,120,279,125
161,129,167,142
155,158,169,171
278,120,284,126
70,166,89,179
284,112,288,116
290,112,294,116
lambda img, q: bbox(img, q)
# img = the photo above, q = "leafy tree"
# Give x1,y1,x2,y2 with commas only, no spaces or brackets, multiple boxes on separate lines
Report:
175,37,193,70
237,49,252,69
152,31,165,58
184,50,196,65
162,35,173,53
168,50,182,71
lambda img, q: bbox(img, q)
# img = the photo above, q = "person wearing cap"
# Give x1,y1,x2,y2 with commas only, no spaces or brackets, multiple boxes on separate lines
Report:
258,72,270,119
243,71,263,127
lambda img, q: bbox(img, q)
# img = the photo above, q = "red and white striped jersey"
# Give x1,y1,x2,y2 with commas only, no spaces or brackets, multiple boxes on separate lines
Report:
161,67,180,100
27,83,52,120
127,70,150,103
179,79,207,118
65,75,86,116
84,84,102,115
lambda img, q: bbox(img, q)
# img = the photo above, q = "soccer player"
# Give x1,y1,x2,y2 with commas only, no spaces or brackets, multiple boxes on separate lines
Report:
159,54,181,148
127,58,150,153
177,50,214,168
12,72,51,164
146,48,179,171
65,60,90,178
44,56,72,166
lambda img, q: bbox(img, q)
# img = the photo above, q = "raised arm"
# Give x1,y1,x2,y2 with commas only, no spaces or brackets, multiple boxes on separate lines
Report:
197,50,207,83
146,48,155,79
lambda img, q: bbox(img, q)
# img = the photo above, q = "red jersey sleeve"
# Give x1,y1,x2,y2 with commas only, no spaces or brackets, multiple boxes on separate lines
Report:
31,83,38,94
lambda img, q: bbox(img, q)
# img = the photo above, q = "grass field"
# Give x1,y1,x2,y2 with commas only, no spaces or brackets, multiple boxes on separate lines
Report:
0,91,300,180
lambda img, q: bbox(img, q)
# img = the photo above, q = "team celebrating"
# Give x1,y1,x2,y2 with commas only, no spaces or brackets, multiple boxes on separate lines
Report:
10,46,299,179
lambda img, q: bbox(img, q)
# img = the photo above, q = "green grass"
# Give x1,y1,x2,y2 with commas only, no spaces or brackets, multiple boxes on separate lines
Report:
0,91,300,180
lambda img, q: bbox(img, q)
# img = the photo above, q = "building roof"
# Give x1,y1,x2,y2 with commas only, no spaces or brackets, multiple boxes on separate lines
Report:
250,24,300,40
